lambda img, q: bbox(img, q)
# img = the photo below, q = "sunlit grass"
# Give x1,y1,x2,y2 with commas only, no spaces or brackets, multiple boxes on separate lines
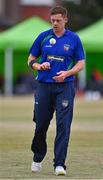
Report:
0,96,103,179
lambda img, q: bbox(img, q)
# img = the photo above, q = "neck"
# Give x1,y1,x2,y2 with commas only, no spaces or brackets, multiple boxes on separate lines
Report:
53,29,65,37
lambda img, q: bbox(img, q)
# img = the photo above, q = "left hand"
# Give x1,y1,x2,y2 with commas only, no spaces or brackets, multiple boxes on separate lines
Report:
53,71,69,82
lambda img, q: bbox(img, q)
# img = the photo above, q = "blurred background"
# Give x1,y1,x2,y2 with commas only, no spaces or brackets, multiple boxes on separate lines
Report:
0,0,103,98
0,1,103,179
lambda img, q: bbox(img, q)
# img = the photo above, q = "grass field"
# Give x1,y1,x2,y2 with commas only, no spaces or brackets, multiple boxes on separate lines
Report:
0,95,103,179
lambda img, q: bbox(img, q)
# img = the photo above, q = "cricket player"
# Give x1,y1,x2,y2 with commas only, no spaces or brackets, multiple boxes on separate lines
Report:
28,6,85,176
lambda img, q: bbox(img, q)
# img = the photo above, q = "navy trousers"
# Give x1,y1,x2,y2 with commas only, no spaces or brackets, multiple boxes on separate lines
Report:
31,82,75,169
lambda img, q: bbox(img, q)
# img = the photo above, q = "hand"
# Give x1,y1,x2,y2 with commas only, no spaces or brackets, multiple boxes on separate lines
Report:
53,71,69,82
40,62,51,70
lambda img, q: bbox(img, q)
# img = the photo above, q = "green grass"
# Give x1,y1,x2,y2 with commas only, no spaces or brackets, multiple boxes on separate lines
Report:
0,96,103,179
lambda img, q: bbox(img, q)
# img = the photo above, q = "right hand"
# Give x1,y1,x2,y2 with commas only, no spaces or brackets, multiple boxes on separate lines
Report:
40,62,50,70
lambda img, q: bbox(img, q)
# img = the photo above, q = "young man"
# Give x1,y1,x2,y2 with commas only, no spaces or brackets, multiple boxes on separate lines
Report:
28,6,85,176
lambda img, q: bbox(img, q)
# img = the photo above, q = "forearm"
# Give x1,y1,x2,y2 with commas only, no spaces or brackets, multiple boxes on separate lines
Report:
28,54,50,70
53,60,85,82
28,54,41,70
32,62,41,70
67,60,85,76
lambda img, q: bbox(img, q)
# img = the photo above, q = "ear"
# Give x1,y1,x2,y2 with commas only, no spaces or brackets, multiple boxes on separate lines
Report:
65,17,68,23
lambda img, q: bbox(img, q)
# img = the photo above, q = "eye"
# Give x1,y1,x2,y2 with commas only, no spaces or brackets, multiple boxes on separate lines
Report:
51,19,55,23
51,19,61,23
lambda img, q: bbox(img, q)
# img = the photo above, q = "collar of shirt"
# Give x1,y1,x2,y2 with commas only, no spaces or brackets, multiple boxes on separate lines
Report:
50,29,69,38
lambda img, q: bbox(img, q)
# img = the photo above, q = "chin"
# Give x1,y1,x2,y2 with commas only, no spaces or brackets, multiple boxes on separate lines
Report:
54,28,59,32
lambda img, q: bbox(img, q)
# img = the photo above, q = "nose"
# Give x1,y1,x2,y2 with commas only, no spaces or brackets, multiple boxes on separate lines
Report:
54,20,57,25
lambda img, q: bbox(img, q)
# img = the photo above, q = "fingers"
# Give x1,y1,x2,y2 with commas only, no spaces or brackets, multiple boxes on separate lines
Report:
53,71,66,82
53,75,64,82
40,62,50,70
56,71,63,75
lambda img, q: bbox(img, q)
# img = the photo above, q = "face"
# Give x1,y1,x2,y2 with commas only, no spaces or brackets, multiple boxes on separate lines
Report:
50,14,67,33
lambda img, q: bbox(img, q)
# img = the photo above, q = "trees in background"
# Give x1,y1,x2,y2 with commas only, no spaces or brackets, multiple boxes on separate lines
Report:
61,0,103,31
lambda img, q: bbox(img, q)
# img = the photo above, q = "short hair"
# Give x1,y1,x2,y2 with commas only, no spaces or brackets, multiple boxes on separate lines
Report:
50,6,68,17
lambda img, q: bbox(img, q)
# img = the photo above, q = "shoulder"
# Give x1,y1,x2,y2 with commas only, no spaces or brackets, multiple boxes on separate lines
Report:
66,29,81,40
66,29,83,47
37,29,53,39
